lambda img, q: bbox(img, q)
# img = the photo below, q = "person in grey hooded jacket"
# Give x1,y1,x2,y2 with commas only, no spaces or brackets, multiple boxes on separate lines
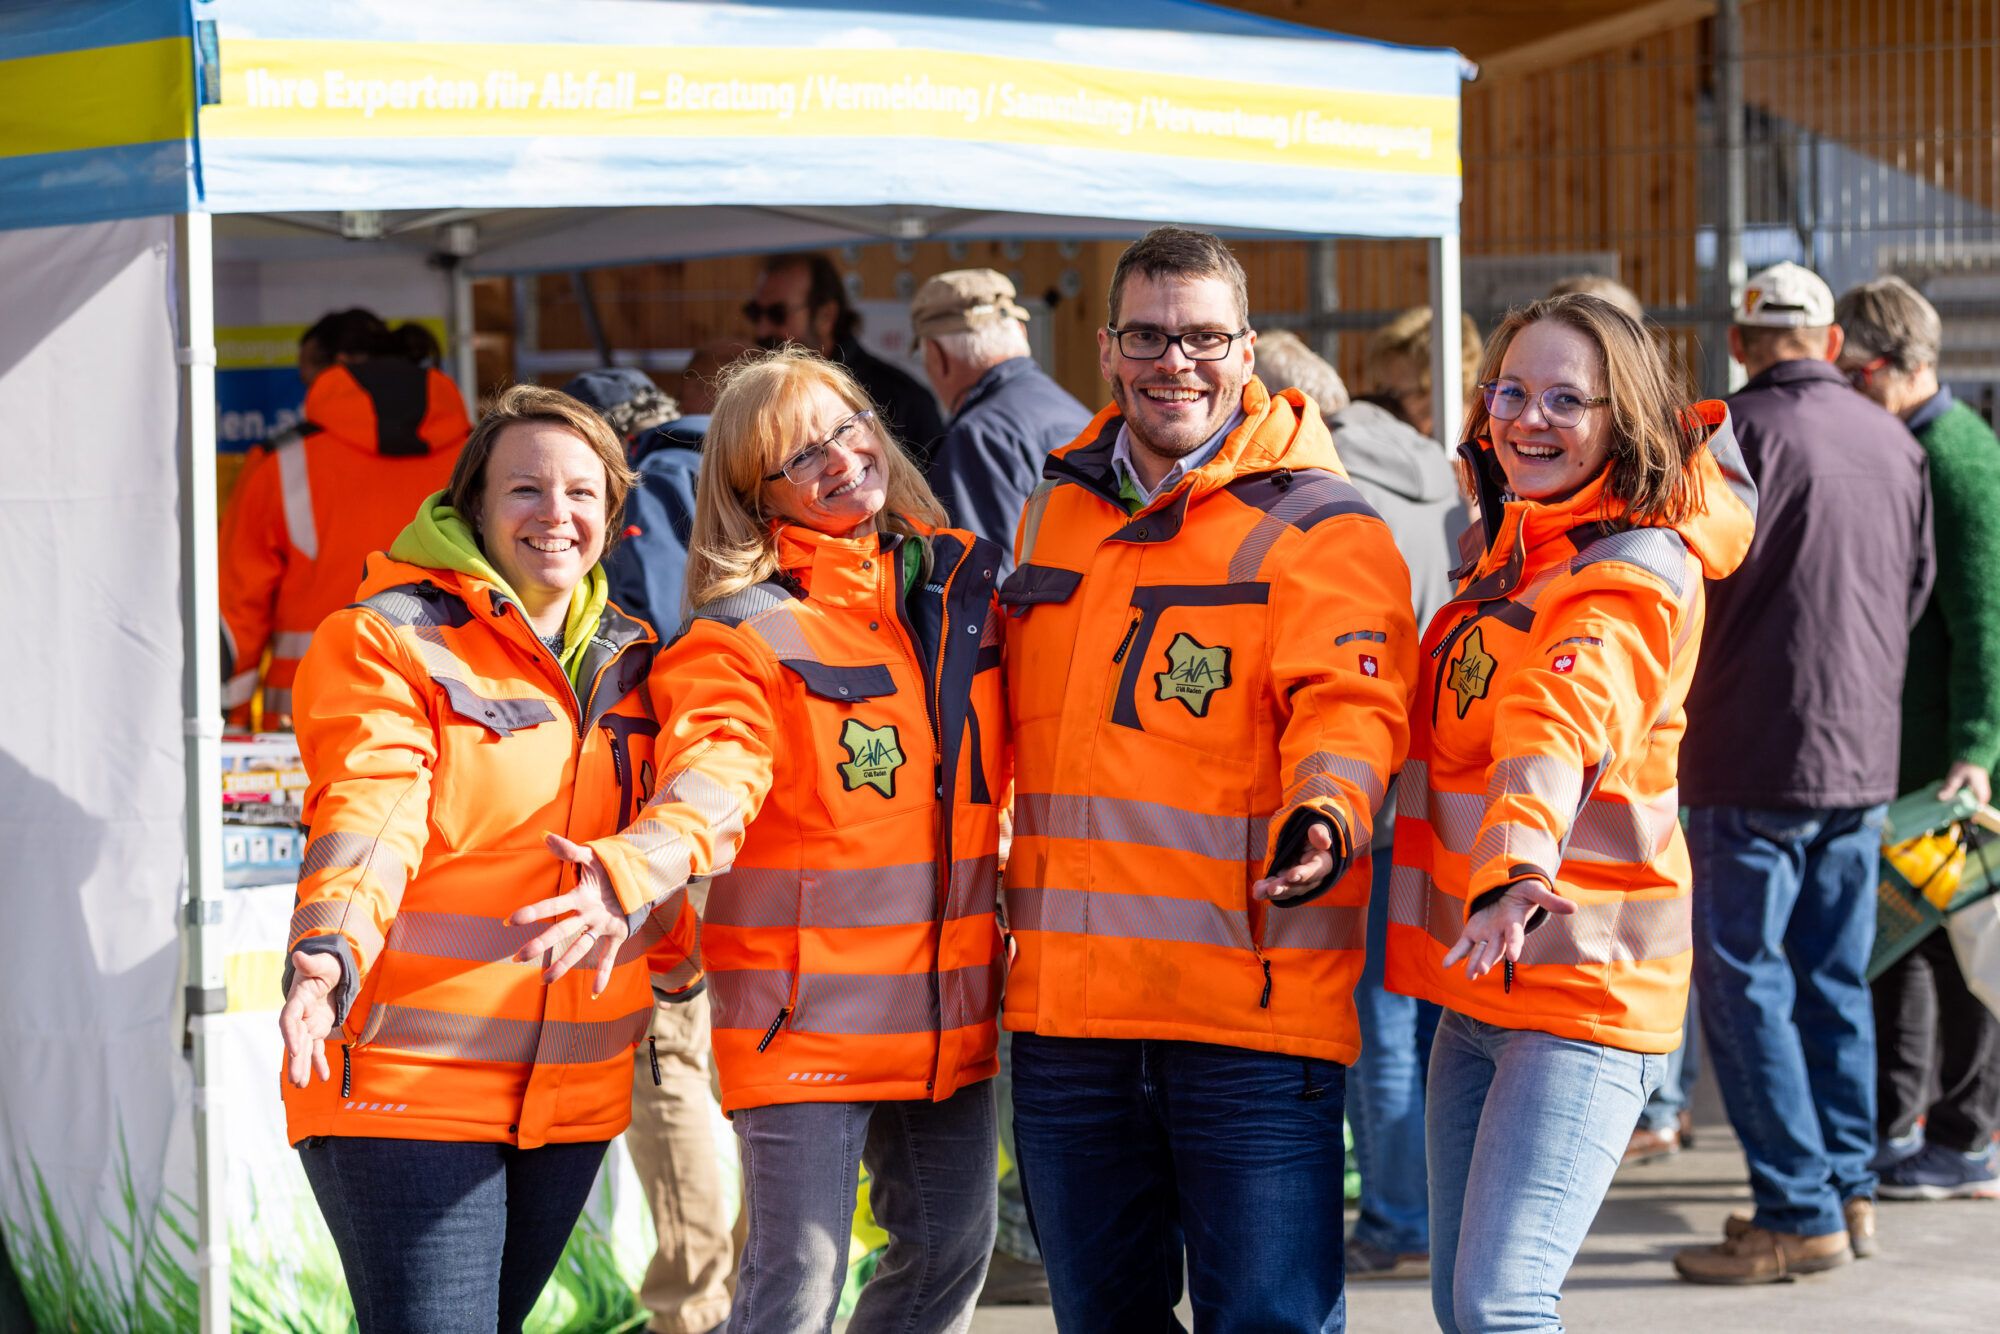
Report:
1256,328,1466,1280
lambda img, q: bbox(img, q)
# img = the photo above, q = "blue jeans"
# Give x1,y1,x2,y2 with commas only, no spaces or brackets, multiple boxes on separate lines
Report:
1637,986,1699,1133
1011,1033,1348,1334
728,1084,996,1334
1428,1010,1662,1334
298,1135,608,1333
1350,834,1441,1254
1690,804,1883,1236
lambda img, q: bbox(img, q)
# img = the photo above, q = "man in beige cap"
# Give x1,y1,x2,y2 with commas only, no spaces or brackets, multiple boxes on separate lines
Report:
1673,259,1933,1285
913,268,1089,573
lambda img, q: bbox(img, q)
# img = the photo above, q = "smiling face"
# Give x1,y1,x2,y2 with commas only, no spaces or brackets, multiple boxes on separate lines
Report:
1099,272,1254,472
759,378,889,537
1490,319,1615,503
476,422,609,627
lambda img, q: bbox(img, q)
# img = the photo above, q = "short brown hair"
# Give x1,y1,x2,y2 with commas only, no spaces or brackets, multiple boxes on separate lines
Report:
1835,276,1942,374
1108,226,1249,327
446,383,638,550
1365,307,1484,400
1469,294,1704,526
1253,330,1350,417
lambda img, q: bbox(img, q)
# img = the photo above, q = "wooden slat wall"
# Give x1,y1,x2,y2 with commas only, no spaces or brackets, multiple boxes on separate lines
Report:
495,1,1994,409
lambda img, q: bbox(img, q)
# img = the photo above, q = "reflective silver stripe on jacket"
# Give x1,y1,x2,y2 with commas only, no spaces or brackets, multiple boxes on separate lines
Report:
276,436,318,561
361,1002,651,1065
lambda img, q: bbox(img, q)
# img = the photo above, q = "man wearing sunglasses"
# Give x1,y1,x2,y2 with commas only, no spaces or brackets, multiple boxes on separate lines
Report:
744,251,946,468
1674,260,1934,1282
999,225,1415,1330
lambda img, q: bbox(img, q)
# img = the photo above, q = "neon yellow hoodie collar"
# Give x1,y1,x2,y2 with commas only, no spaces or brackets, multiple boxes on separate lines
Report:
389,491,608,687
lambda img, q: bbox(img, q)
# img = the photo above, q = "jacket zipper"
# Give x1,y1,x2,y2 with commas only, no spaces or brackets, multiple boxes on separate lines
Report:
757,1004,793,1052
647,1035,663,1084
1110,610,1142,664
341,1042,353,1098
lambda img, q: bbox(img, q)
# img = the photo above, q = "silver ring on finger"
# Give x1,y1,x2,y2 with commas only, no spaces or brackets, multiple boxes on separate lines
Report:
577,930,596,954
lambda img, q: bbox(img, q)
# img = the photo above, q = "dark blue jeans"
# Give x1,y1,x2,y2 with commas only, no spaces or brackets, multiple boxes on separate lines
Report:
299,1135,608,1333
1350,835,1440,1254
1690,804,1884,1237
1011,1033,1348,1333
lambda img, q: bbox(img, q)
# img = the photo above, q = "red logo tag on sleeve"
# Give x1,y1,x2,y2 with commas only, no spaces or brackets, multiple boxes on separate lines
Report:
1552,653,1576,674
1359,654,1379,677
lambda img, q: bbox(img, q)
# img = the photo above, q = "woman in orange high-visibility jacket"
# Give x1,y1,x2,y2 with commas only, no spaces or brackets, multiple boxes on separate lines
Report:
590,348,1008,1334
1384,294,1756,1333
276,385,698,1333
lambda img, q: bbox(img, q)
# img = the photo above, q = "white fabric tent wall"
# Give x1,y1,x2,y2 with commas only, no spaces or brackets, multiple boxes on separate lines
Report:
0,217,191,1318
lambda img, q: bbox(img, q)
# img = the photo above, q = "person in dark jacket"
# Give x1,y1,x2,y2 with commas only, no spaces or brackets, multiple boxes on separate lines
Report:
1675,262,1934,1285
1838,276,2000,1203
1259,326,1467,1283
914,269,1091,574
745,251,946,467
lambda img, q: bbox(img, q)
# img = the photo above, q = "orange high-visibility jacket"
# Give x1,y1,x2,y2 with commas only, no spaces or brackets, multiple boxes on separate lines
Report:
1384,402,1757,1052
591,523,1009,1113
281,556,694,1149
220,362,470,721
999,379,1417,1065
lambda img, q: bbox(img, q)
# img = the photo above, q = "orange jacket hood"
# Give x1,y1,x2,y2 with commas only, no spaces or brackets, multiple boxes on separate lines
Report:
1456,399,1756,585
304,361,473,458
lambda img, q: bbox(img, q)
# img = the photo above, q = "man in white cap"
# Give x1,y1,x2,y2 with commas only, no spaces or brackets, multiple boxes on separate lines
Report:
913,269,1089,574
1674,261,1934,1284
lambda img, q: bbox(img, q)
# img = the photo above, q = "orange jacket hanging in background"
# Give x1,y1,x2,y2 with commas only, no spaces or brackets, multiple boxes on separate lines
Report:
219,362,470,723
281,553,693,1149
591,524,1009,1114
1385,402,1757,1052
998,379,1416,1066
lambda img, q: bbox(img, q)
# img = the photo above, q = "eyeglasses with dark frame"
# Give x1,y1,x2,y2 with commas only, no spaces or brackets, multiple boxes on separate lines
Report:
1479,379,1611,430
1106,326,1250,362
764,409,875,485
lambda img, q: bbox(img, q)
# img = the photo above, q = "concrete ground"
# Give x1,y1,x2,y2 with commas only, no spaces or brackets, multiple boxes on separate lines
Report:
947,1074,2000,1333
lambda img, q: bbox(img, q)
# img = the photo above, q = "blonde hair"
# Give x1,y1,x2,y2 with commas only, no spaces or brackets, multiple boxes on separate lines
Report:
686,348,947,612
1365,307,1484,400
446,383,638,554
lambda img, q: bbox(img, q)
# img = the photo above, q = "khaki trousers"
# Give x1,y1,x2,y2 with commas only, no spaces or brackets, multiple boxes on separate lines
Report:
627,991,737,1334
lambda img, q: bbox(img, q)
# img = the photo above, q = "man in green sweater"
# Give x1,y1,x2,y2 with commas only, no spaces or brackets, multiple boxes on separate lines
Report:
1838,275,2000,1201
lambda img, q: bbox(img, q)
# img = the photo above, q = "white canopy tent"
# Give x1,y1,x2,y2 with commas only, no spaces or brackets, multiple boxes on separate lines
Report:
0,1,1462,1327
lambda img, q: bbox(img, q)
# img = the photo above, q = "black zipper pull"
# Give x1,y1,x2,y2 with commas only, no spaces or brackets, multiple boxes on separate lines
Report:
1272,467,1293,491
1259,957,1273,1009
1504,959,1514,993
1111,614,1141,664
757,1004,792,1052
647,1036,663,1086
341,1043,353,1099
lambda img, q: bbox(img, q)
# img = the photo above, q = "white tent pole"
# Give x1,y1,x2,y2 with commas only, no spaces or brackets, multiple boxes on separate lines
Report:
1429,233,1464,448
174,209,231,1334
444,223,481,413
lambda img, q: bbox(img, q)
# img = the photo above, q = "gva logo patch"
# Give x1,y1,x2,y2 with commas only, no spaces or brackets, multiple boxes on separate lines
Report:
837,719,905,797
1156,632,1232,717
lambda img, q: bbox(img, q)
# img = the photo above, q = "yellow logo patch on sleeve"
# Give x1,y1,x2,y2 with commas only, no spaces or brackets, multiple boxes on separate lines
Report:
837,719,906,797
1156,632,1233,717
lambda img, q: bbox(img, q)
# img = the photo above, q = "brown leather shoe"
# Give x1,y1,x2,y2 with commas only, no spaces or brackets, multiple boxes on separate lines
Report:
1622,1123,1681,1166
1674,1225,1852,1284
1724,1201,1875,1258
1844,1196,1877,1259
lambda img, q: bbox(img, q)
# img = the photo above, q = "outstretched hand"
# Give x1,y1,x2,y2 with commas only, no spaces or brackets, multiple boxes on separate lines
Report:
1252,821,1337,903
511,834,631,997
279,949,342,1088
1442,879,1576,980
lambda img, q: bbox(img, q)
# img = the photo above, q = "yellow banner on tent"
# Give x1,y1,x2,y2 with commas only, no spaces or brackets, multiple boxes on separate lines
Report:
202,39,1459,177
0,38,192,158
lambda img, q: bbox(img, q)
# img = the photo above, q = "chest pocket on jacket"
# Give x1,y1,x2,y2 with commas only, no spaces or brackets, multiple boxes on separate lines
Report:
998,563,1082,726
437,675,557,737
430,675,566,851
781,661,924,823
1109,583,1272,763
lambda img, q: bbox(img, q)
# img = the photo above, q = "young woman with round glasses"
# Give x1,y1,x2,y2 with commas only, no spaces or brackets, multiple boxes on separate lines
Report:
1385,293,1758,1331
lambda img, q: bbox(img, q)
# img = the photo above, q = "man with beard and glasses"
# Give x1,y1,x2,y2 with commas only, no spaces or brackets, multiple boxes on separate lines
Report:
743,251,946,467
997,225,1416,1331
